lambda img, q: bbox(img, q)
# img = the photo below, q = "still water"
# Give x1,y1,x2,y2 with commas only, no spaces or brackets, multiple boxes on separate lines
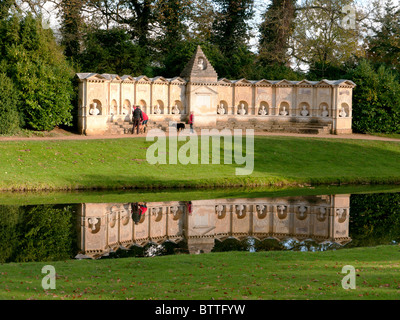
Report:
0,188,399,263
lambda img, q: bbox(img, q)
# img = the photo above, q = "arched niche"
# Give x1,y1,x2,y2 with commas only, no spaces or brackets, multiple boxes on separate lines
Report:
258,101,269,116
319,102,330,117
217,100,228,115
298,102,310,117
153,100,164,114
139,99,147,114
237,100,248,115
279,101,290,116
89,99,102,116
111,99,118,115
339,103,350,117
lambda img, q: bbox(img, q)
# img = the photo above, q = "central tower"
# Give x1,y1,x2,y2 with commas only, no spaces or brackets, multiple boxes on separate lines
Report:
180,46,219,127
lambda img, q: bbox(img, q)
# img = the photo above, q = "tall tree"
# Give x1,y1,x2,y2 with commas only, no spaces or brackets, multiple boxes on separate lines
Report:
60,0,84,59
291,0,364,78
0,14,75,131
258,0,297,67
152,0,195,75
155,0,191,45
77,27,147,75
366,0,400,72
0,0,14,19
186,0,215,41
210,0,254,56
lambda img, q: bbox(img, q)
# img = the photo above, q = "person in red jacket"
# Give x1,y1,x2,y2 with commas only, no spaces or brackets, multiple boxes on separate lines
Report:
189,111,194,133
139,202,147,215
131,202,147,225
186,201,192,215
141,111,149,133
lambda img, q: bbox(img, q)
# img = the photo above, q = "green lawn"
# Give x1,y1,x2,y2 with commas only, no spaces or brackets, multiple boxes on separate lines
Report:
1,245,399,300
0,136,399,191
369,132,400,140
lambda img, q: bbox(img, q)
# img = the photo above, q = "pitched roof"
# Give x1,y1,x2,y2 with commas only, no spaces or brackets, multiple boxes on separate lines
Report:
180,45,218,82
121,75,135,81
101,73,121,80
168,76,186,84
136,75,151,82
151,76,168,82
76,73,96,80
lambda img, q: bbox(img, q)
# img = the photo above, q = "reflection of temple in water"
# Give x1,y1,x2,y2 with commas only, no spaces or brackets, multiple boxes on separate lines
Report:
78,195,351,259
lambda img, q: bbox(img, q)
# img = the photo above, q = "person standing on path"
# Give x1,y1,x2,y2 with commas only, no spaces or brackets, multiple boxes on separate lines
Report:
132,106,143,134
189,111,194,134
141,110,149,133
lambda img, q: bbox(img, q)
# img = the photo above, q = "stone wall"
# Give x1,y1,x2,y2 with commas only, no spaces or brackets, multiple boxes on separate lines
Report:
76,46,355,135
77,74,355,135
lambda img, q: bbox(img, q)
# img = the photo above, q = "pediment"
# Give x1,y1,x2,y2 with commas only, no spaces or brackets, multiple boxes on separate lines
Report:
136,75,151,82
80,73,108,81
233,78,252,85
193,85,218,95
296,79,314,87
218,78,232,85
121,75,135,82
76,73,96,80
335,80,356,87
169,76,186,84
152,76,168,84
109,75,122,81
274,79,294,87
314,79,334,87
254,79,273,86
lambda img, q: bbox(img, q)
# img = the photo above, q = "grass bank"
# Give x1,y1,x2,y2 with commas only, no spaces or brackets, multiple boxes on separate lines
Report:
0,136,400,191
1,245,399,300
0,184,400,206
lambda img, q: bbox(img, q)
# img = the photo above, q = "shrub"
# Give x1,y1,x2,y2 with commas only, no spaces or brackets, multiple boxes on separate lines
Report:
0,14,74,131
0,73,20,134
347,60,400,133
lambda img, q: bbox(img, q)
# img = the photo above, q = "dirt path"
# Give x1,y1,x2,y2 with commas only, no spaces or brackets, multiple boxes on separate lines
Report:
1,127,399,142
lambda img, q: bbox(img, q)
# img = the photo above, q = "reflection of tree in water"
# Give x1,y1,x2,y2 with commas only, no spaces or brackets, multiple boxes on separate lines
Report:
0,204,78,263
348,193,400,247
0,205,21,263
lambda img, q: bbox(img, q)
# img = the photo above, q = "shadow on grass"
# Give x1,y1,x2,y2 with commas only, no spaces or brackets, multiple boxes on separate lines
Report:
251,136,400,184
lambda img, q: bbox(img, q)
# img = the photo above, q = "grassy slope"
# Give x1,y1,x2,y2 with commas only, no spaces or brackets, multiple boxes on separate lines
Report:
1,245,399,300
0,184,400,206
0,136,399,191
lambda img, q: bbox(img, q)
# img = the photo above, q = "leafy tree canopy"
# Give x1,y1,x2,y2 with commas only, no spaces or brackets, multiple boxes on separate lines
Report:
0,14,75,131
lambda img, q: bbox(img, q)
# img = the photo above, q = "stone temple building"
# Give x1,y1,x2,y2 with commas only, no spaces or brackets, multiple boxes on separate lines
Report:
76,46,356,136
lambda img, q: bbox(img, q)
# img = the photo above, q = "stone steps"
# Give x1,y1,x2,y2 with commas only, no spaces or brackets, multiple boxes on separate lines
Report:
106,121,167,134
106,120,332,135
